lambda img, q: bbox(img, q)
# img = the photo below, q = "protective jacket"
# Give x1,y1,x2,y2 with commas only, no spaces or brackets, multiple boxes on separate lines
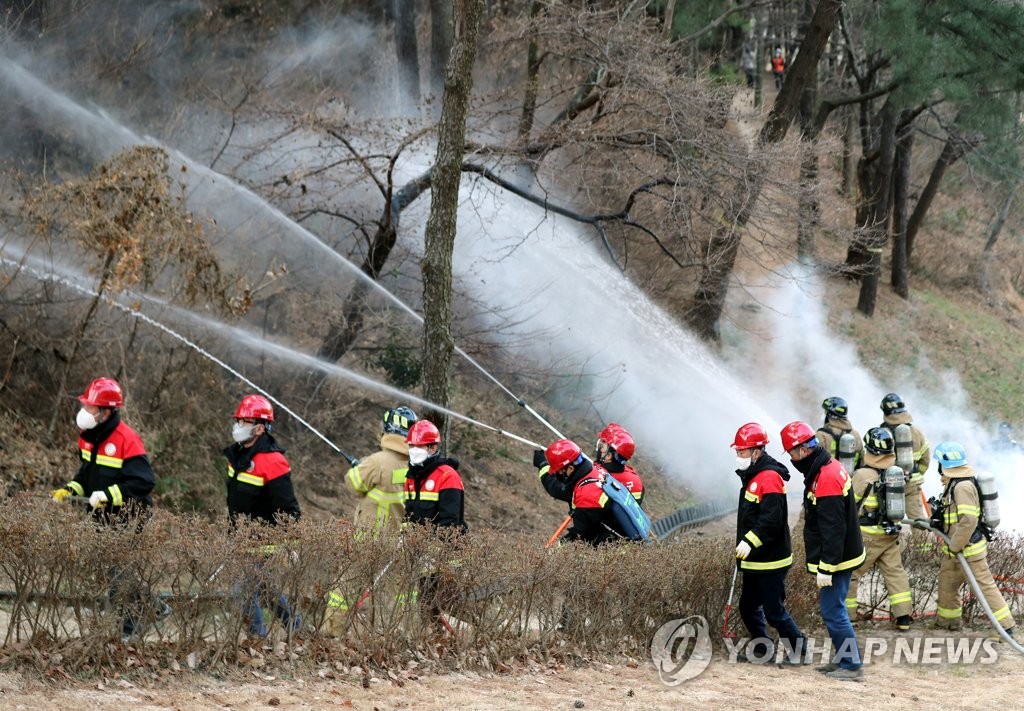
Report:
797,446,865,575
563,459,628,545
63,411,154,522
404,456,467,531
938,464,987,559
346,433,408,530
816,418,864,470
771,55,785,74
880,412,930,482
735,453,793,572
538,461,572,504
224,432,301,526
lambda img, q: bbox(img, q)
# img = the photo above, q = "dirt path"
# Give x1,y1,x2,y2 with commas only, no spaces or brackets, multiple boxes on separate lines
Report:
1,630,1019,711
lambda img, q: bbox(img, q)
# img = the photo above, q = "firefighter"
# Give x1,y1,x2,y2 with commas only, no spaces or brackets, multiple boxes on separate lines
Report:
730,423,806,665
544,439,625,545
816,396,864,471
932,442,1016,635
991,422,1020,453
781,421,865,681
51,377,164,642
403,420,466,531
878,392,930,520
224,394,302,637
594,423,644,505
847,428,913,630
346,406,416,532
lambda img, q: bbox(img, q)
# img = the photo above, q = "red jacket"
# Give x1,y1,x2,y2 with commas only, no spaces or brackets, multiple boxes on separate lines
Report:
771,55,785,74
404,457,467,531
611,465,644,505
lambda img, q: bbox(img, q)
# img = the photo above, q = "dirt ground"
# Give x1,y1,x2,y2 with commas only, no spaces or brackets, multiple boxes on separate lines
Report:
0,630,1019,711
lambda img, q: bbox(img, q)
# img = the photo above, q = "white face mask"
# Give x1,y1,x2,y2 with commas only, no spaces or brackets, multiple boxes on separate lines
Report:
735,455,752,471
408,446,431,466
76,408,99,431
232,422,257,443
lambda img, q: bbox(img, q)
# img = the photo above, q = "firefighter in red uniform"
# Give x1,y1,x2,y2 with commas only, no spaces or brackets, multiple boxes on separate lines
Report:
782,421,865,681
730,422,806,664
51,377,163,641
543,439,626,545
595,423,645,506
403,420,467,531
224,394,302,637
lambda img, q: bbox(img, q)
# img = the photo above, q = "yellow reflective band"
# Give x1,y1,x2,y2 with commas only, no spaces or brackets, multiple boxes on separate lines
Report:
632,491,642,501
395,590,419,606
889,591,912,604
327,592,350,610
235,472,265,487
994,606,1012,621
845,597,858,609
108,485,123,508
408,491,439,502
598,493,609,508
740,555,792,571
92,453,125,469
391,467,408,485
819,550,866,573
956,505,981,517
743,490,758,503
68,481,85,496
537,465,551,478
864,495,878,507
937,606,963,619
347,466,367,493
807,562,819,573
860,526,890,535
745,531,763,547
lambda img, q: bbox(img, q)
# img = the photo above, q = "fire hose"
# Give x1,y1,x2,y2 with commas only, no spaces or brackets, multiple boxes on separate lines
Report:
906,517,1024,654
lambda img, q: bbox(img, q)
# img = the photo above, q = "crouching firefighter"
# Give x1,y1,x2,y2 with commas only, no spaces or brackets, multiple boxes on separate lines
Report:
543,439,650,545
847,428,913,630
730,423,806,664
931,442,1015,635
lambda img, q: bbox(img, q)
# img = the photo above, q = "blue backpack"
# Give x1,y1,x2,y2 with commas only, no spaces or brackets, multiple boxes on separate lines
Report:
597,473,652,542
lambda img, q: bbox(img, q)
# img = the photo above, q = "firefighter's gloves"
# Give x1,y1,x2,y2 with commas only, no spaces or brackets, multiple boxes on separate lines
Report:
735,540,752,560
88,490,109,509
816,572,833,588
51,488,72,503
533,449,548,468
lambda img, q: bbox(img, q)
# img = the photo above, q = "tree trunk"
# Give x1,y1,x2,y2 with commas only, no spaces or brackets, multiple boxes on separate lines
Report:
687,0,842,340
855,99,896,317
421,0,484,434
393,0,421,110
905,131,976,262
841,105,855,198
980,175,1024,298
890,123,913,299
429,0,454,99
517,0,543,140
795,0,818,261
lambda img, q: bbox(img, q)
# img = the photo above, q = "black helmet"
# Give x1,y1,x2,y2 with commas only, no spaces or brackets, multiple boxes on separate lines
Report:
880,392,906,415
864,427,895,455
822,396,849,420
382,406,417,436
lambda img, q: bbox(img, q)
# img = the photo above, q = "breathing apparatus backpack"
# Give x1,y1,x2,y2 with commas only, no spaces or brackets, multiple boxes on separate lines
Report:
592,471,652,542
857,466,905,536
931,474,1001,542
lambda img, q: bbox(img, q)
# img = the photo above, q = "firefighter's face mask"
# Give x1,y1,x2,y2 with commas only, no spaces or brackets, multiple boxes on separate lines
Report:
408,446,432,466
232,420,259,443
76,406,100,430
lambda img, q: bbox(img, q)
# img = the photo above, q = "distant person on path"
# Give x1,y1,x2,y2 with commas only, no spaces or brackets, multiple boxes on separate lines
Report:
346,406,416,532
224,394,302,637
51,377,165,642
771,46,785,90
741,45,756,88
730,422,806,665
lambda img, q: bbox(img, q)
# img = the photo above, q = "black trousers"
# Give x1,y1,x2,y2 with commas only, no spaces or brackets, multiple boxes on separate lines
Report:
739,568,805,659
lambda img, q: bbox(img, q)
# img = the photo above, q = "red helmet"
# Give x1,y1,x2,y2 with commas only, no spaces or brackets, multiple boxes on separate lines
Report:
780,421,817,452
598,423,635,460
78,377,123,408
234,394,274,422
406,420,441,446
731,422,768,449
545,439,583,471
